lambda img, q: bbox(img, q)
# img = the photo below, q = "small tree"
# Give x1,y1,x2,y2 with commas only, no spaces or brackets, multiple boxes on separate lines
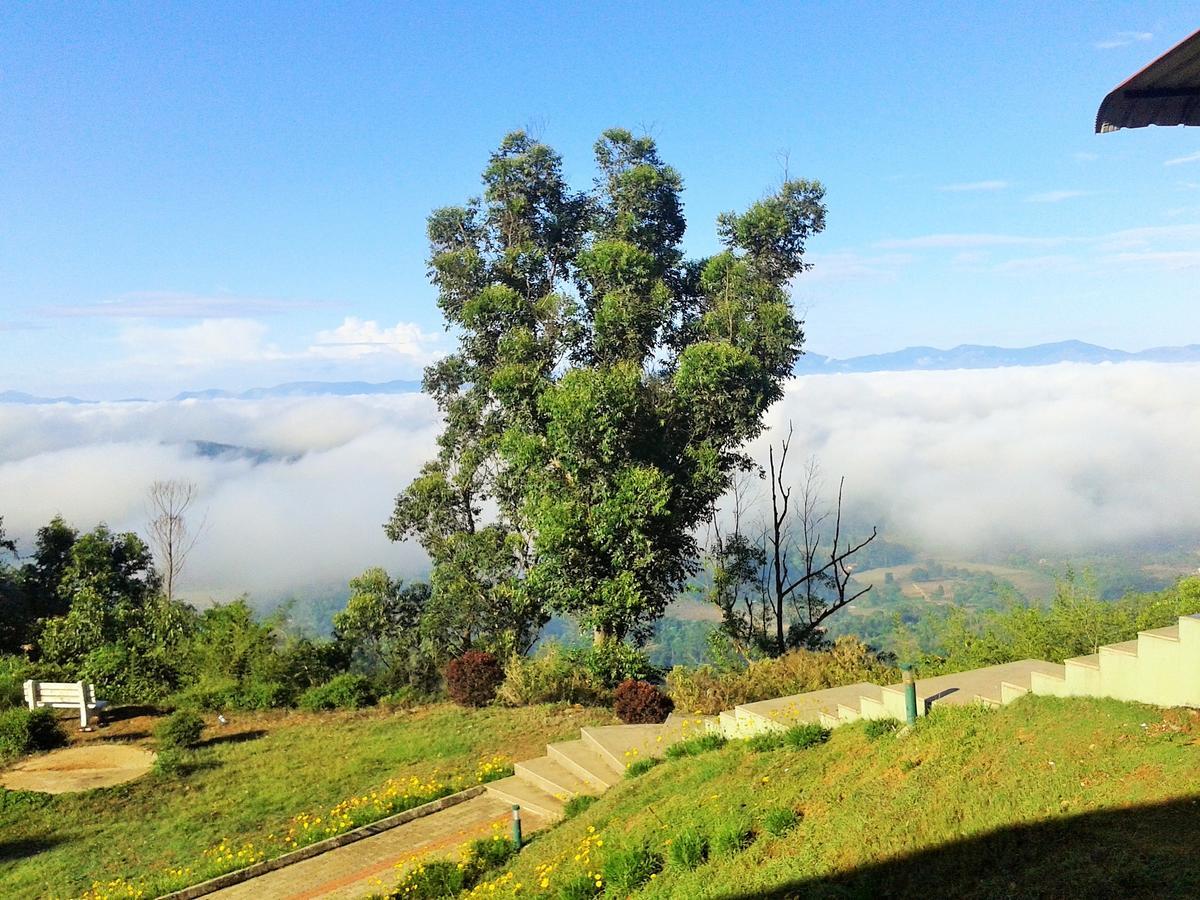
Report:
146,480,205,605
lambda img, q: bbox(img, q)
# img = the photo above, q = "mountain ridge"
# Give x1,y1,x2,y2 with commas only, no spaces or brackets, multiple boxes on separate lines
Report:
5,342,1200,404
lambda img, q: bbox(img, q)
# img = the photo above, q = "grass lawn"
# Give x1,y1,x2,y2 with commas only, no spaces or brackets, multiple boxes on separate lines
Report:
474,696,1200,898
0,702,614,899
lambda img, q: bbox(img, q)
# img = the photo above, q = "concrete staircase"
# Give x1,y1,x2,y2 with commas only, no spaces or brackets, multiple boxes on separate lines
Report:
487,614,1200,819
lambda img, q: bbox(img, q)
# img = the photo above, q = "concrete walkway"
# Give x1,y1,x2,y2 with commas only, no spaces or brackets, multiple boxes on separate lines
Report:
208,795,549,900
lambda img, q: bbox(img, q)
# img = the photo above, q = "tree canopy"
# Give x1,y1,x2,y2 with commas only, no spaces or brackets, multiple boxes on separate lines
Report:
388,129,825,645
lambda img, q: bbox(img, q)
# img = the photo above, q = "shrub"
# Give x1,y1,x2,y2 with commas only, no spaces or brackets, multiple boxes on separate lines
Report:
235,678,294,710
557,875,601,900
624,757,661,779
496,646,610,707
0,787,52,812
746,731,786,752
0,707,67,759
668,825,708,869
784,722,830,749
612,679,673,724
155,709,204,750
864,717,901,740
390,859,465,898
297,673,377,711
712,814,756,856
601,843,663,895
568,641,660,688
563,793,598,818
665,732,725,759
468,835,517,870
445,651,504,707
153,747,194,777
666,637,897,715
167,677,240,711
762,806,800,836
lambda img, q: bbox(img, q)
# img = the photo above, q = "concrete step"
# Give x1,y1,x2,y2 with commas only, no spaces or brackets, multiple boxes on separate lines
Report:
484,775,565,819
718,710,750,739
547,740,621,789
878,660,1065,718
835,703,862,724
1099,640,1141,702
1028,665,1067,697
660,713,720,742
859,694,890,720
514,755,598,800
580,724,666,771
1064,654,1101,696
735,683,884,735
1179,613,1200,647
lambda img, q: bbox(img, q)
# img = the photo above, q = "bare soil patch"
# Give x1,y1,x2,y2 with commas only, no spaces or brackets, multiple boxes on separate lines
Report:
1,744,156,794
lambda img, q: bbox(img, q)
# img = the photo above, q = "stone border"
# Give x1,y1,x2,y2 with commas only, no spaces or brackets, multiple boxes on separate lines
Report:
158,785,486,899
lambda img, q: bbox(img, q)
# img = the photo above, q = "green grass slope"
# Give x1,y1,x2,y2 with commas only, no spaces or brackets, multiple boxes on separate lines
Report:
478,697,1200,899
0,703,613,899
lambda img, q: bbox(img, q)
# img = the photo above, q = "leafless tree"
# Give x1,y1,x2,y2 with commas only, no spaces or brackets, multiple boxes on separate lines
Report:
705,422,877,655
146,480,205,603
763,424,877,651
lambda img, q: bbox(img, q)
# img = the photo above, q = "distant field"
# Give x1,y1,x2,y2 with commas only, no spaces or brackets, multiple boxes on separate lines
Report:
852,559,1059,601
0,703,614,899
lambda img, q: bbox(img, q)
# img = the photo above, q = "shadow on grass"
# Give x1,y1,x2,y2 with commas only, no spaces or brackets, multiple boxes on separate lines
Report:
0,837,63,862
105,704,164,722
720,796,1200,899
199,729,268,747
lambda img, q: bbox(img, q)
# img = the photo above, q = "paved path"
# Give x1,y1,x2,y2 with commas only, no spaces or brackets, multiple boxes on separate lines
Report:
209,795,549,900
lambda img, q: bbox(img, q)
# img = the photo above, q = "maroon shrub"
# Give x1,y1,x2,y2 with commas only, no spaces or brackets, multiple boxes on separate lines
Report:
445,650,505,707
612,678,674,724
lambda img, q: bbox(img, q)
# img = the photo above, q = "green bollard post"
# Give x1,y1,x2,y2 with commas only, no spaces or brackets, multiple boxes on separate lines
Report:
512,804,522,849
901,664,918,726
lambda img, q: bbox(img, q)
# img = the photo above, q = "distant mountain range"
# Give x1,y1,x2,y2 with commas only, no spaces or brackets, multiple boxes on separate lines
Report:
4,342,1200,404
793,340,1200,374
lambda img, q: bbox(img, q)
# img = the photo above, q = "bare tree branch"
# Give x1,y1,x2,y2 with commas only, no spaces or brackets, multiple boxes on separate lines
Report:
146,480,206,604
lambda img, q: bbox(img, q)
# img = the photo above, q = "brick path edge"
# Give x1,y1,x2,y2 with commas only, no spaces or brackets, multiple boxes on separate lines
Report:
157,785,487,900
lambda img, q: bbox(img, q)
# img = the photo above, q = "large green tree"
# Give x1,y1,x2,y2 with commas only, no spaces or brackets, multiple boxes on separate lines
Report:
388,129,824,645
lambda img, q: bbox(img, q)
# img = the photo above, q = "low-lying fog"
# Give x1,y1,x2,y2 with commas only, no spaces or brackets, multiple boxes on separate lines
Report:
2,362,1198,604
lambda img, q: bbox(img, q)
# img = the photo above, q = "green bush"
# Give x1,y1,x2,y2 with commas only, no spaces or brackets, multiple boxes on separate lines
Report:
762,806,800,836
556,875,601,900
563,794,598,818
784,722,830,749
864,718,901,740
166,677,240,711
567,642,660,689
668,825,708,869
665,732,725,759
152,747,194,777
235,678,293,710
624,757,661,779
392,859,465,898
712,815,756,856
0,707,67,760
0,676,22,710
468,835,517,870
297,673,378,711
601,843,663,894
666,637,897,715
155,709,204,750
746,731,786,752
496,645,610,706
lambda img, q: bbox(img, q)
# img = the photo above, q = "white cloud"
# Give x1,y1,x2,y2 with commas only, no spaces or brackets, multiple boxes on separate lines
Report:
1095,31,1152,50
803,251,913,284
875,233,1067,250
309,317,444,363
4,365,1200,606
42,291,322,319
1074,152,1099,162
939,180,1009,193
119,319,285,368
1165,152,1200,167
1025,190,1090,203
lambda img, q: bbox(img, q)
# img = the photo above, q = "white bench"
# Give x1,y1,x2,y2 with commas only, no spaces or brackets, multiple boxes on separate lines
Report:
23,680,109,730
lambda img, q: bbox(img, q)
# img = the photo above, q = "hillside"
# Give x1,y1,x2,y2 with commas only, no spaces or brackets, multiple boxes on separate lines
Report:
469,696,1200,899
0,704,613,899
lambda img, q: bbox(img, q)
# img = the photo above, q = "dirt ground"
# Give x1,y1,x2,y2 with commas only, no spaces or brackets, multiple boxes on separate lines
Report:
0,743,157,793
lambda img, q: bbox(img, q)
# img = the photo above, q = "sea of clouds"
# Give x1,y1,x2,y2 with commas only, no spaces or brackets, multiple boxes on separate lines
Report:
1,362,1198,605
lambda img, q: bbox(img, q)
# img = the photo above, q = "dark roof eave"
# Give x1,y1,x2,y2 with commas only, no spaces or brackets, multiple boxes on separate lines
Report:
1096,29,1200,132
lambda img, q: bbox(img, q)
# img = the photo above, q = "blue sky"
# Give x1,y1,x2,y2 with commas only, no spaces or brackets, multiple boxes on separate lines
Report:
2,2,1198,398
